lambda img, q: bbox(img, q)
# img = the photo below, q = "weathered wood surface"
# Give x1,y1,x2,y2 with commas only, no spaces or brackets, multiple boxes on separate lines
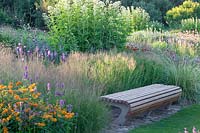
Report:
101,84,182,125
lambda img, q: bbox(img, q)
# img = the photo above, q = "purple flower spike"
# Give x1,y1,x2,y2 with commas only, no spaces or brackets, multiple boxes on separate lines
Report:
55,91,64,97
0,80,4,84
67,104,73,113
19,47,23,54
16,47,19,54
59,100,65,108
47,82,51,91
23,71,28,80
29,78,33,83
24,66,28,71
35,74,39,81
61,53,66,62
47,50,51,57
61,83,65,89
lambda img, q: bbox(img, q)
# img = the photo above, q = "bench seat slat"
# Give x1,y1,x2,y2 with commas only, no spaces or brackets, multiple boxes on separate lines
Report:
101,85,180,104
102,84,163,99
119,86,180,102
130,93,181,111
129,89,182,107
127,87,181,104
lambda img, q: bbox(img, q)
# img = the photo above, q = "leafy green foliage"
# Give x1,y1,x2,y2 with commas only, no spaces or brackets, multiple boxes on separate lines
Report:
0,0,57,28
128,7,150,31
46,0,150,52
131,0,172,23
165,0,200,26
0,10,12,25
181,17,200,32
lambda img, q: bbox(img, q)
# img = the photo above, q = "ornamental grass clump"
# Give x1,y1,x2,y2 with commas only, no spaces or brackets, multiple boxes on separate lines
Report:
0,82,76,133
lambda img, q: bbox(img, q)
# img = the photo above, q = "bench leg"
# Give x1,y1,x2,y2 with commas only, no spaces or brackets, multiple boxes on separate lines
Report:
111,103,129,125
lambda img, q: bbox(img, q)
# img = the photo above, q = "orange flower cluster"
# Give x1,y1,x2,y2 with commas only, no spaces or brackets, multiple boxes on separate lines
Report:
0,81,75,133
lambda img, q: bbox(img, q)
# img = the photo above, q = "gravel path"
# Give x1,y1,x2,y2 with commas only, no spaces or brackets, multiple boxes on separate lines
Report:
102,104,182,133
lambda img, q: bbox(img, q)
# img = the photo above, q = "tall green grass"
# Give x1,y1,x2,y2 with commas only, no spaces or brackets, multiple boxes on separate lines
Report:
181,18,200,33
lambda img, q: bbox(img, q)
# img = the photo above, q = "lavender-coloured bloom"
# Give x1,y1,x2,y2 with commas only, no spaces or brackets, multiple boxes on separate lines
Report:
67,104,73,113
29,78,33,83
23,71,28,79
54,51,57,57
55,91,64,96
19,47,23,54
61,83,65,89
61,53,66,62
16,47,19,54
47,50,51,57
0,80,4,84
47,82,51,91
59,100,65,108
50,52,54,59
24,66,28,71
35,74,39,81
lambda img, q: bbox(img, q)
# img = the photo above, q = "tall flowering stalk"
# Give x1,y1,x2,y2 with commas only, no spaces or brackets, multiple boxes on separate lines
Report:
23,65,29,80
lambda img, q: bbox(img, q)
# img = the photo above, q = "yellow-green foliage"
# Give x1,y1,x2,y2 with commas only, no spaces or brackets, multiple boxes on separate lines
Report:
165,0,200,25
181,17,200,32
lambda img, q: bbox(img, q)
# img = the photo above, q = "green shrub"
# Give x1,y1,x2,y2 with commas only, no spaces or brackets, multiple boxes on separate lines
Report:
128,7,150,31
131,1,162,22
0,26,48,49
181,17,200,32
152,41,168,50
0,0,48,28
0,10,12,25
46,0,149,52
165,0,200,26
147,21,165,31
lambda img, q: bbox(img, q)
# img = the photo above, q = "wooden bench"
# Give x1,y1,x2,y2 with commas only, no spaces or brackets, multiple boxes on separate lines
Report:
101,84,182,125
